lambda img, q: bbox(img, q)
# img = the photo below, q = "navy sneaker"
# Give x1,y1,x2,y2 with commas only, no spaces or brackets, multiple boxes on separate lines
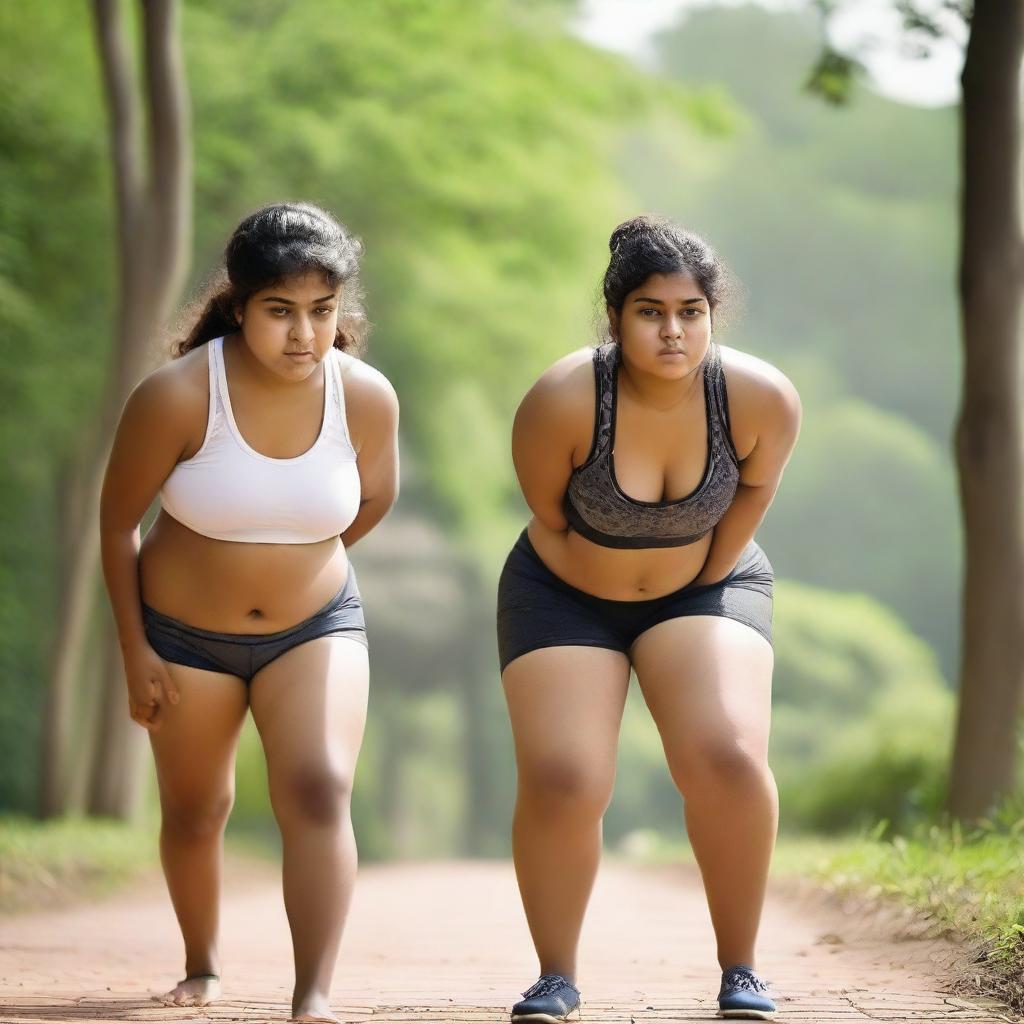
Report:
511,973,581,1023
717,965,775,1019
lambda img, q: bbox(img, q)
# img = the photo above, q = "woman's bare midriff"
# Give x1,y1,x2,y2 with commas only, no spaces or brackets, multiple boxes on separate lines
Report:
526,517,713,601
139,510,350,633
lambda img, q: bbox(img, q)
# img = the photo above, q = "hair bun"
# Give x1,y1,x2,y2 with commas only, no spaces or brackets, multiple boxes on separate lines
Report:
609,215,658,255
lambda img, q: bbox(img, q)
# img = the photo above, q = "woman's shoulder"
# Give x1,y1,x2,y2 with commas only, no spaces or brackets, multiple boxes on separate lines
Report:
519,346,598,413
126,344,210,421
337,350,397,401
718,343,800,411
336,350,399,428
512,346,599,458
717,343,801,453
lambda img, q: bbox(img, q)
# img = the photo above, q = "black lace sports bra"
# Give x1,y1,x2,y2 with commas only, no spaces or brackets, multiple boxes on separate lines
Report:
562,342,740,549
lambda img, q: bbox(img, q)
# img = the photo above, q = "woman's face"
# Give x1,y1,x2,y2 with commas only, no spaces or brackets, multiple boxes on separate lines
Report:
238,272,343,380
611,271,712,380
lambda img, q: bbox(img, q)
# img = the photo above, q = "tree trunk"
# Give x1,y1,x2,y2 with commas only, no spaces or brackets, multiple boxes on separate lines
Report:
947,0,1024,820
88,628,150,816
39,0,191,818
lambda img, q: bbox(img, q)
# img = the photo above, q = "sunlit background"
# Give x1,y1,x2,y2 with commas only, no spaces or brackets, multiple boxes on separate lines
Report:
0,0,984,861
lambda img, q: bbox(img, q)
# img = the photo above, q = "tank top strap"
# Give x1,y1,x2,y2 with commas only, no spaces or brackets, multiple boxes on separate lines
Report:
184,337,224,459
326,346,358,450
210,336,231,418
203,336,228,430
204,334,217,398
326,346,343,418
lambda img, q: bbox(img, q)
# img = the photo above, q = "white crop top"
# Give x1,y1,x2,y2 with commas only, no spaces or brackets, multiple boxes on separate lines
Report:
160,337,361,544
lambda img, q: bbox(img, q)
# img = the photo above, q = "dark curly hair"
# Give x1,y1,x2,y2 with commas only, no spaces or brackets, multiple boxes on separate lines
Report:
602,215,738,338
174,202,367,357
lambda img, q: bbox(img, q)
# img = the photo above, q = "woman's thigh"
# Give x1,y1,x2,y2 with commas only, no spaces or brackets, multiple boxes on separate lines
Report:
502,645,631,797
630,616,774,785
148,664,249,818
248,636,370,816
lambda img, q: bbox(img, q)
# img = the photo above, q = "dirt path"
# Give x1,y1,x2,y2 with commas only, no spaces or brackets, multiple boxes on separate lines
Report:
0,858,1013,1023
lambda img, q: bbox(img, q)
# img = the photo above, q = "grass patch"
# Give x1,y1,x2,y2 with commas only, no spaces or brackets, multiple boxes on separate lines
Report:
0,815,287,914
615,811,1024,1015
773,817,1024,1015
0,815,158,913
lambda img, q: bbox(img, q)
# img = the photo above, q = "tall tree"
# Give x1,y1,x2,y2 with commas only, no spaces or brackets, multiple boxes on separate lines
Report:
808,0,1024,820
39,0,191,817
948,0,1024,818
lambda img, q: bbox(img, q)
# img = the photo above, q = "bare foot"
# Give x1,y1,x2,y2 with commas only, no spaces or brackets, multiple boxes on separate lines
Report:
291,992,338,1023
155,974,221,1007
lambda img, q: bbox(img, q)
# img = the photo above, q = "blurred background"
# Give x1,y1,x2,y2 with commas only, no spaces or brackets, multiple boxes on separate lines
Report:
0,0,1015,864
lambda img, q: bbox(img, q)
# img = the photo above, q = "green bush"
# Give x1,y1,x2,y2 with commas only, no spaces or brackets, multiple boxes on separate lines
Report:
772,580,953,833
759,399,959,674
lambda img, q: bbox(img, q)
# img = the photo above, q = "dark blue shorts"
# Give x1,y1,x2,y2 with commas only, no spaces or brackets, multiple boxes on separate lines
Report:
496,531,773,672
142,567,367,684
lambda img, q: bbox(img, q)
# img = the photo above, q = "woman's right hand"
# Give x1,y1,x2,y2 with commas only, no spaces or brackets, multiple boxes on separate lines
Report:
122,643,180,732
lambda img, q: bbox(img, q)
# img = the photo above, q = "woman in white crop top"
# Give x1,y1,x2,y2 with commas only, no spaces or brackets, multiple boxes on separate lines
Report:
99,203,399,1023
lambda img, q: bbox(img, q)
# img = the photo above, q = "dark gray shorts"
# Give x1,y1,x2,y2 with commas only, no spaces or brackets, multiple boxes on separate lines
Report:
496,530,773,672
142,567,367,684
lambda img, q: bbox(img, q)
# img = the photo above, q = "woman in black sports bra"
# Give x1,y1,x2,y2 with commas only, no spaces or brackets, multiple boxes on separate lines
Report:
498,216,801,1022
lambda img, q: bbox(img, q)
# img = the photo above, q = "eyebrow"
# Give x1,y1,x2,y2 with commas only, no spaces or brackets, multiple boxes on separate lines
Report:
261,294,337,304
632,296,706,305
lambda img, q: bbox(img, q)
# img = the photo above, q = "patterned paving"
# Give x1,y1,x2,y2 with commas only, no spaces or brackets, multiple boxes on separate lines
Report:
0,860,1014,1023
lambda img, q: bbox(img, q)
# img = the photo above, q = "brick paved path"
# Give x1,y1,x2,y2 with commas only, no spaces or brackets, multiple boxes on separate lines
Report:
0,859,1013,1023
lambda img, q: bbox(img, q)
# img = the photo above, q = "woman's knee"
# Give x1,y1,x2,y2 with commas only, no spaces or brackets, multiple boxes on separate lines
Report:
517,758,614,820
272,763,354,828
669,739,771,797
161,787,234,842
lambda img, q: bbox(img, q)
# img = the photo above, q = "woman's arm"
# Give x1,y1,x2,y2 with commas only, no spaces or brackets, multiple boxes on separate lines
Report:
341,363,400,547
692,362,801,586
99,369,200,727
511,355,592,532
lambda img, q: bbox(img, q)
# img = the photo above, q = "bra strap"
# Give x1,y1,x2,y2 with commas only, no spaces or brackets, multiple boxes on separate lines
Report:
707,344,738,463
592,343,618,458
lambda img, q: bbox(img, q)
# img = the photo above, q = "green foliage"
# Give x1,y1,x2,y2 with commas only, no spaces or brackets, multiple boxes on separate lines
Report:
1,0,729,813
806,0,972,107
804,46,865,106
772,580,953,832
652,6,959,435
0,815,156,911
759,398,960,669
230,719,271,831
1,0,973,860
786,742,948,833
0,0,115,810
348,687,467,859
